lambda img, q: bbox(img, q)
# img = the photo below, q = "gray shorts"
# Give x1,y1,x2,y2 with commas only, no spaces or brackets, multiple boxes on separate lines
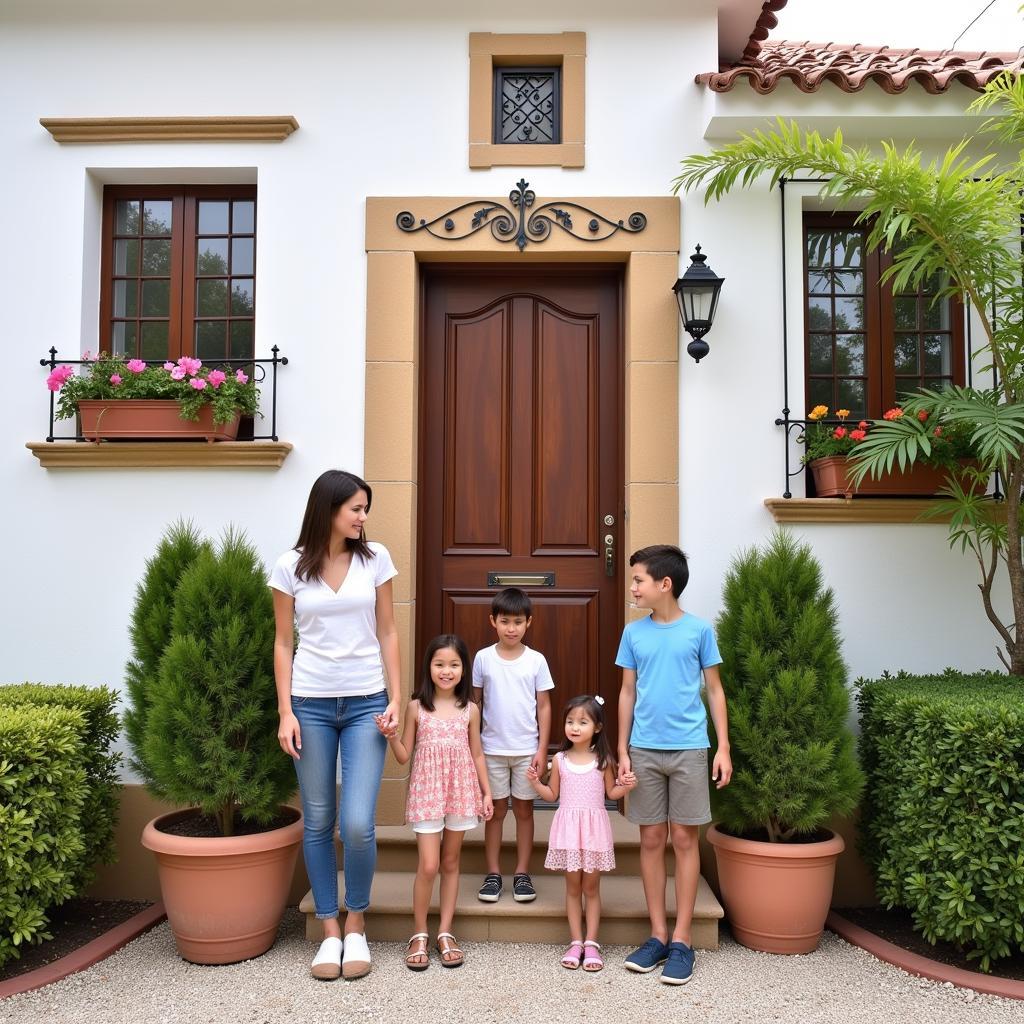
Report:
625,746,711,826
485,754,535,802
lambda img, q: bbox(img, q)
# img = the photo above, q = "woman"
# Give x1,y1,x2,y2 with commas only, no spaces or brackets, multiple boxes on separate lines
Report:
270,469,401,981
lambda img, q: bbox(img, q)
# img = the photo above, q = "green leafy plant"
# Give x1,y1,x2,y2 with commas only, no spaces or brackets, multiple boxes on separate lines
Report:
46,353,259,426
714,530,864,842
857,670,1024,971
0,684,120,889
674,73,1024,673
131,525,295,836
0,704,88,967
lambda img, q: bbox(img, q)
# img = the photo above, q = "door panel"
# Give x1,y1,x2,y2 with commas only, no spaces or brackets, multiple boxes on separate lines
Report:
419,267,623,751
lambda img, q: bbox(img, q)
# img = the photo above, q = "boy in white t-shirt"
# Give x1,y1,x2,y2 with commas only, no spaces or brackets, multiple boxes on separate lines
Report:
473,588,554,903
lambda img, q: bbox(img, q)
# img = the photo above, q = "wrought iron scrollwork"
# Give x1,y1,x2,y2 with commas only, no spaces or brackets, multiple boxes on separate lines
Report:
396,179,648,252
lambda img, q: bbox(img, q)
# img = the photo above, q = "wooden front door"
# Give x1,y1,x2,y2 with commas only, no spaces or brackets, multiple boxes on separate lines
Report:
418,266,624,751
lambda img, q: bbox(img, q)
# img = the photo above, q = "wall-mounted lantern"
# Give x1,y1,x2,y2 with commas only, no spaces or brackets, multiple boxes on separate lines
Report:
672,245,725,363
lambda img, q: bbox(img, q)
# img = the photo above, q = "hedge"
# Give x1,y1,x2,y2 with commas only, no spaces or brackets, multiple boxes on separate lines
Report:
0,683,121,887
857,670,1024,972
0,704,88,966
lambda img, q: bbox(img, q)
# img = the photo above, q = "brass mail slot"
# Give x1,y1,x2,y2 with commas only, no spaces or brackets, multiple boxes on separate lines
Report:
487,572,555,587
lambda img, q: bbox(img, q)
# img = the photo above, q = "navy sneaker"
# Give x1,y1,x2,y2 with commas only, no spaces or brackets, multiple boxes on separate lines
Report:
512,873,537,902
660,941,695,985
623,936,669,973
478,873,502,902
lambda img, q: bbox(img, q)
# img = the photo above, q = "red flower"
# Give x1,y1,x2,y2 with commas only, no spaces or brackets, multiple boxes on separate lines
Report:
858,420,869,430
833,426,848,439
883,408,904,421
918,409,929,422
849,429,867,441
933,427,943,437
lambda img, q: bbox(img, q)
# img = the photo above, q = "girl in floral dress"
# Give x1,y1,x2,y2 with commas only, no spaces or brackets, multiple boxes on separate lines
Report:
380,634,493,970
527,694,635,972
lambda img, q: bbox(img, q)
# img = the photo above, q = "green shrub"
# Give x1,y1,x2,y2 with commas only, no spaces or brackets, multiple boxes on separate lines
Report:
0,704,88,967
858,670,1024,971
0,683,120,888
715,529,864,840
137,526,295,836
123,520,211,787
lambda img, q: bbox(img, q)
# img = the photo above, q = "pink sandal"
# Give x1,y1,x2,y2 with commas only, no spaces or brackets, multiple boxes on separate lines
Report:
582,940,604,972
561,939,584,969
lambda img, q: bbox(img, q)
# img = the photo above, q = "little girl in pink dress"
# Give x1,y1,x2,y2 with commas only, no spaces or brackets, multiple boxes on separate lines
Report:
527,694,635,972
380,634,493,970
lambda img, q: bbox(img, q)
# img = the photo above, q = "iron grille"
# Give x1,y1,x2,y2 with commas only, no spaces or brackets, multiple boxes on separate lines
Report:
494,67,561,145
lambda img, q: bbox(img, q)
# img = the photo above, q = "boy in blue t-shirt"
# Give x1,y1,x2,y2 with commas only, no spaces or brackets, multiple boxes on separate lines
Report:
615,544,731,986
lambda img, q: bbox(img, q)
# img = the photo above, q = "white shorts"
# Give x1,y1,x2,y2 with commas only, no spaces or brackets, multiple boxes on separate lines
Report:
411,813,479,835
485,754,535,802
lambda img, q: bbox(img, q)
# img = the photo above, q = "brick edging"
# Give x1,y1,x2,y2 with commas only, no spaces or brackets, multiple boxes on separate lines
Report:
827,911,1024,1001
0,902,166,1000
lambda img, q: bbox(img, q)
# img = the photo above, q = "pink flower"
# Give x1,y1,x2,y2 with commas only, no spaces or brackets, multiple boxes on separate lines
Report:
235,369,248,384
126,358,147,374
858,420,869,430
207,369,226,388
163,361,175,371
45,365,75,391
110,373,122,385
170,366,187,381
189,377,207,390
934,427,943,438
81,351,95,362
177,356,202,376
833,426,848,439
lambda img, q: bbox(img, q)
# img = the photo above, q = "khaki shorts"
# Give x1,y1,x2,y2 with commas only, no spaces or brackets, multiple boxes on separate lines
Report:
485,754,535,802
625,746,711,826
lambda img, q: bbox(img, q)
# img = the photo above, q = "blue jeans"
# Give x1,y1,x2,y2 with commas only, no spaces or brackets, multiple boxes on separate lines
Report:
290,691,388,918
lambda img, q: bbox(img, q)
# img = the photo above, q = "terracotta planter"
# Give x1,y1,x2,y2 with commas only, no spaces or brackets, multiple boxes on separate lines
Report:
141,807,303,965
808,456,980,498
707,823,844,954
77,400,241,442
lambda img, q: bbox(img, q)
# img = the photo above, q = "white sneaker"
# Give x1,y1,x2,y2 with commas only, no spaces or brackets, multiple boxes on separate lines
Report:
310,936,342,980
342,931,371,979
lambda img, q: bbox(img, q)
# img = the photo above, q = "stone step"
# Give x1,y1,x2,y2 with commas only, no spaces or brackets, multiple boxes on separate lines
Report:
301,870,721,949
371,810,672,876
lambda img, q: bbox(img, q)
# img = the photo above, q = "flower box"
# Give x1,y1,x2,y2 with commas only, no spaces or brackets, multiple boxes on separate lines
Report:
809,456,981,498
78,400,241,442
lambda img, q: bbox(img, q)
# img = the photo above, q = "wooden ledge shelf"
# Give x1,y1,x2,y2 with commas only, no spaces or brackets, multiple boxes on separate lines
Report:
764,496,1005,524
39,116,299,144
27,441,292,469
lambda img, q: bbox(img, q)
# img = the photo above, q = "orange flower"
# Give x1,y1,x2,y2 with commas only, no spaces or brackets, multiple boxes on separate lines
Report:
836,409,851,421
883,407,904,421
808,405,829,421
917,409,929,422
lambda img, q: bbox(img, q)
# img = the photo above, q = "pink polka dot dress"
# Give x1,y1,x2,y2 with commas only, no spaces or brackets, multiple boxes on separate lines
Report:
544,752,615,873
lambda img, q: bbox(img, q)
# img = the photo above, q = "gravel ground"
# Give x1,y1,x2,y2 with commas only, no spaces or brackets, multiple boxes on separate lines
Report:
2,910,1020,1024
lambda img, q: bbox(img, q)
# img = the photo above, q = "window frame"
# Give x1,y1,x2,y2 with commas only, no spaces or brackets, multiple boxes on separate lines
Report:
492,65,562,145
802,211,966,420
99,183,257,363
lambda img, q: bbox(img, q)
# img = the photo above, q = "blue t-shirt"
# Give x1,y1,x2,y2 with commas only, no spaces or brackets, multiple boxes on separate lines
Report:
615,612,721,750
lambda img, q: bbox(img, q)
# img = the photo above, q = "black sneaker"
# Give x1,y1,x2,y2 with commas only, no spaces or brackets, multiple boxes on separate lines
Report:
512,873,537,902
478,873,502,902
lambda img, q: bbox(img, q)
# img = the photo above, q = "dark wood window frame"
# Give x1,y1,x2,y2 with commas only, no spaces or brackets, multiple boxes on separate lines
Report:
803,212,965,420
100,184,256,363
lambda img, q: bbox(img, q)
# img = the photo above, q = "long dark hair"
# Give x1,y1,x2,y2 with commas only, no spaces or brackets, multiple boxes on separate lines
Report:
414,634,472,712
558,694,613,771
294,470,374,582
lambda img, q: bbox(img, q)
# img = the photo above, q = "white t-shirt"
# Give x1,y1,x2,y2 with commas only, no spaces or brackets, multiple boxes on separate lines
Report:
472,644,555,756
268,542,398,697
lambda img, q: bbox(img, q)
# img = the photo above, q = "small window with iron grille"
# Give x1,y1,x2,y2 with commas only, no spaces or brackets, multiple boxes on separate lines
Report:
493,67,561,145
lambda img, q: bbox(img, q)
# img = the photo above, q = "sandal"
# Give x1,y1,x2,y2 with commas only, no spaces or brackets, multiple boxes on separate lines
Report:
436,931,465,968
582,940,604,972
561,939,584,969
405,932,429,971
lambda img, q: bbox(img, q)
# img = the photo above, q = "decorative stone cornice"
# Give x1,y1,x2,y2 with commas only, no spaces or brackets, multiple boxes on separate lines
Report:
27,441,293,469
40,116,299,144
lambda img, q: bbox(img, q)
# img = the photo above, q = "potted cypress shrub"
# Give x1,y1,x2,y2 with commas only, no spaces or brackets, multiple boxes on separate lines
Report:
131,524,302,965
708,530,864,954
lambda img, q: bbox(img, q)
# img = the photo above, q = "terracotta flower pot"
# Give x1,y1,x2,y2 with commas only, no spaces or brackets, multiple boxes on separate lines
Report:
77,399,241,442
707,823,844,954
141,807,303,965
808,456,981,498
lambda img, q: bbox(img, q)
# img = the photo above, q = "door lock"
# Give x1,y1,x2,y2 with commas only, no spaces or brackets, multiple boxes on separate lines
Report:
604,531,615,577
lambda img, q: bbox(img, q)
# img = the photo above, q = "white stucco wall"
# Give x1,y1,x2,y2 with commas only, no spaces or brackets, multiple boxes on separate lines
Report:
0,0,1009,747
